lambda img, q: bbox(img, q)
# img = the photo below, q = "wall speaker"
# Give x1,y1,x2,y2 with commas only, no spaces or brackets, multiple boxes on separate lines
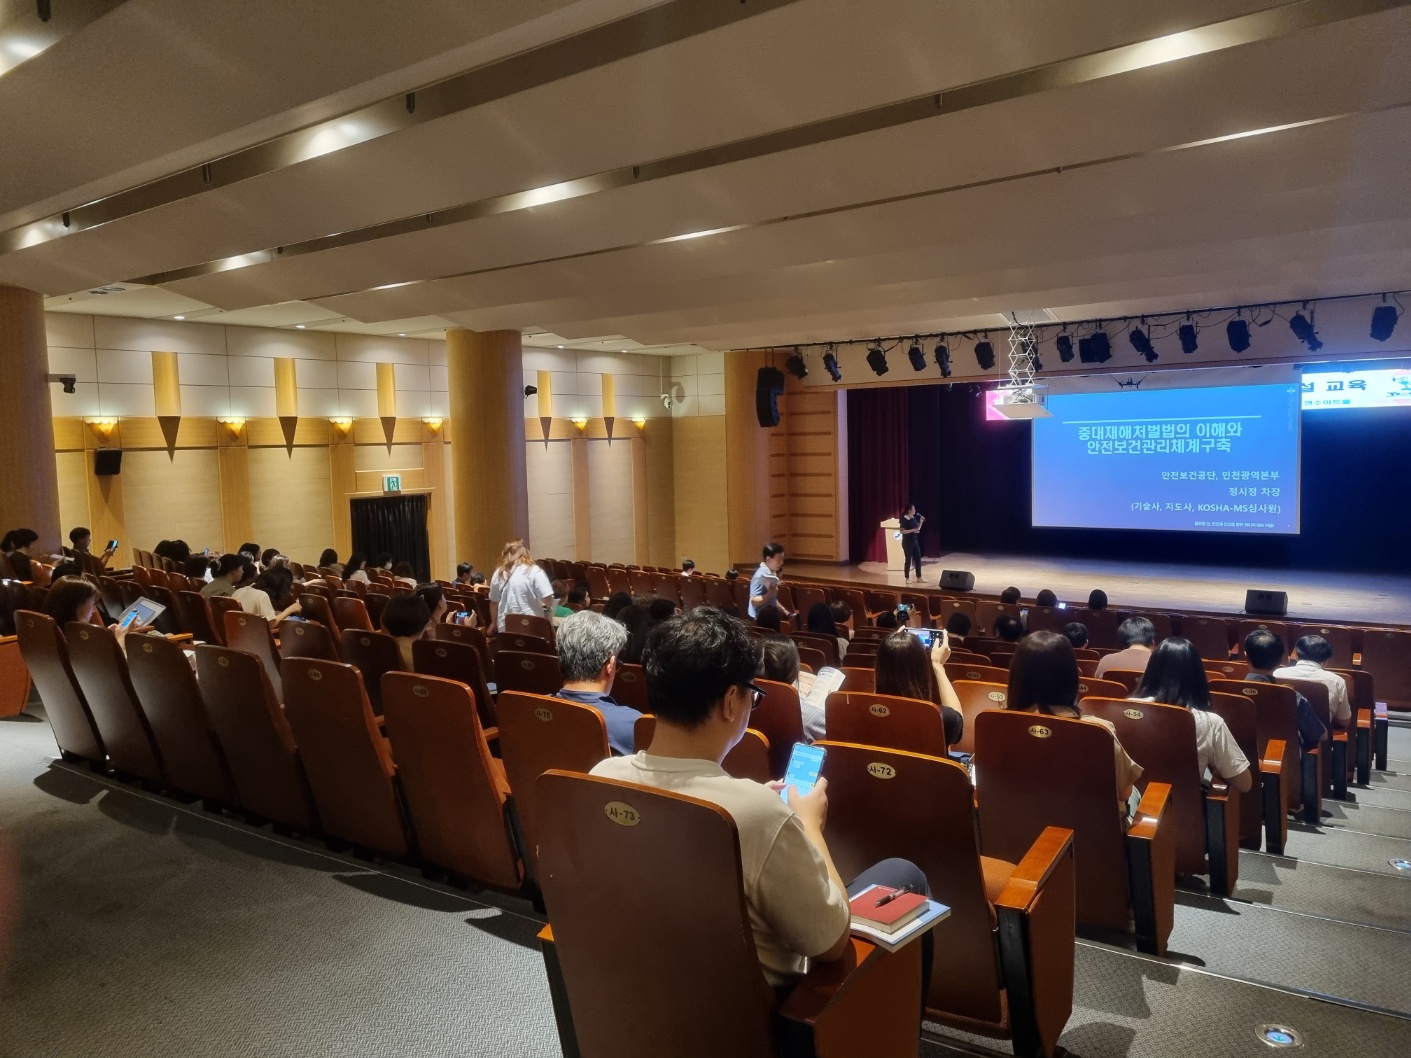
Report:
1244,589,1287,617
93,449,123,476
755,366,784,428
940,569,975,592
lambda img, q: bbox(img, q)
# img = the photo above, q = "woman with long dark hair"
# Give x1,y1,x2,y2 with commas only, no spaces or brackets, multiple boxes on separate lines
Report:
874,629,963,747
1133,638,1251,791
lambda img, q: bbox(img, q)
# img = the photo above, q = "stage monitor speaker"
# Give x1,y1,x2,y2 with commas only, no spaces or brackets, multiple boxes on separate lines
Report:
93,449,122,476
1244,589,1287,617
755,366,784,428
940,569,975,592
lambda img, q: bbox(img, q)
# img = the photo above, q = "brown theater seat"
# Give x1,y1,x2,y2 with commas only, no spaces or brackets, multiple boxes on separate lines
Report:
224,610,284,700
1207,690,1286,855
975,710,1175,954
494,650,563,697
1212,678,1319,825
412,638,498,733
751,679,805,780
65,623,165,785
950,680,1009,754
1100,669,1146,695
279,620,341,663
535,770,924,1058
195,645,318,832
611,662,649,712
789,631,839,668
173,590,222,644
382,672,522,891
280,658,412,858
14,611,105,764
1280,677,1344,800
1289,623,1360,669
339,629,404,715
838,666,875,692
824,691,948,757
1182,616,1233,661
1076,676,1130,701
680,577,706,611
1333,667,1376,784
0,636,30,719
1074,608,1122,649
504,613,554,642
495,631,554,656
632,716,773,783
433,622,495,683
332,596,374,633
298,594,342,641
944,661,1008,685
819,741,1075,1057
126,634,235,806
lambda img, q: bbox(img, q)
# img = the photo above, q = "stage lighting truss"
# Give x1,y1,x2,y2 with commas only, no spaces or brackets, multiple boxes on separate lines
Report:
994,315,1050,418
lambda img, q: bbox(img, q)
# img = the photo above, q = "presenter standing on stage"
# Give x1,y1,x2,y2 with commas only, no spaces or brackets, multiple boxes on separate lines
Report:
899,503,925,583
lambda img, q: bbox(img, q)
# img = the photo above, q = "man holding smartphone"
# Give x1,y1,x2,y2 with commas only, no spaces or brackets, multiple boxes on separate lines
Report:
68,527,116,568
591,608,931,998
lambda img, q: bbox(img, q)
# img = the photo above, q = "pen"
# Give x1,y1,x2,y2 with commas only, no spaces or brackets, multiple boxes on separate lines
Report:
873,884,914,908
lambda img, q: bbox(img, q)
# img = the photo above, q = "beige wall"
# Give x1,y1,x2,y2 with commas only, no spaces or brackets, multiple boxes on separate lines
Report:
55,451,89,539
121,449,224,554
588,439,635,565
672,416,729,575
248,446,335,566
525,440,575,560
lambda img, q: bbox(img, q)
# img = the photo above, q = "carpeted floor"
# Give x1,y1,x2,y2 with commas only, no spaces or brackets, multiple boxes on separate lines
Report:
1,713,1408,1057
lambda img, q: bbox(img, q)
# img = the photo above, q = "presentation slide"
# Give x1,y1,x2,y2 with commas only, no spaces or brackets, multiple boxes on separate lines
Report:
1031,383,1301,534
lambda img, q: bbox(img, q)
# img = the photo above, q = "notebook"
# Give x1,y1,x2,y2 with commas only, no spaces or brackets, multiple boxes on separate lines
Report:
848,886,928,931
847,884,951,953
797,666,845,709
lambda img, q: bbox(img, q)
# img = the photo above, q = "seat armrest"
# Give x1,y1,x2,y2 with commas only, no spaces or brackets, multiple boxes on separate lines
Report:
1202,782,1239,896
536,927,582,1058
779,938,923,1058
1259,739,1287,855
1354,711,1372,786
1330,731,1349,800
1299,744,1321,823
1125,782,1175,956
995,826,1075,1058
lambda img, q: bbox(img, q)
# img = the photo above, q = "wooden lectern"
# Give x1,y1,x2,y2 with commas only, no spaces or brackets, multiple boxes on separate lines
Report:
880,518,904,571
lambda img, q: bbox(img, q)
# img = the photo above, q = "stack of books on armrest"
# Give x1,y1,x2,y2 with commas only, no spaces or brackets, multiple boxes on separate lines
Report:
847,884,950,953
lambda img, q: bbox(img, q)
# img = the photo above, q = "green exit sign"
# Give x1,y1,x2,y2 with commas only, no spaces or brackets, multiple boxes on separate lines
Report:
382,474,402,492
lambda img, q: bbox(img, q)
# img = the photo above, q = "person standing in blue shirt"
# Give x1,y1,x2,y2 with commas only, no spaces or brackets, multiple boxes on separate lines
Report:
748,542,794,620
553,610,642,756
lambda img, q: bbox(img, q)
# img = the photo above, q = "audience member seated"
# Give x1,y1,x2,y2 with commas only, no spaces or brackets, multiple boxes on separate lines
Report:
999,586,1021,605
829,599,854,645
1062,622,1090,649
1095,616,1157,678
993,614,1024,643
550,580,573,622
1245,630,1327,752
1131,638,1251,792
200,554,246,598
1,529,44,583
1035,588,1058,607
615,604,655,664
874,629,964,748
68,527,116,568
1006,631,1143,805
564,585,588,616
761,635,822,742
392,562,418,589
943,611,972,646
724,568,739,582
681,558,696,576
318,548,343,575
1275,635,1352,729
375,551,395,572
488,540,554,632
234,564,301,625
590,608,933,993
754,603,784,634
414,582,448,625
452,562,474,587
49,561,82,581
876,610,898,630
468,571,486,586
602,591,633,621
343,553,371,585
647,597,678,623
381,593,432,669
805,602,837,641
1088,589,1109,611
554,611,641,756
44,576,144,648
260,548,282,570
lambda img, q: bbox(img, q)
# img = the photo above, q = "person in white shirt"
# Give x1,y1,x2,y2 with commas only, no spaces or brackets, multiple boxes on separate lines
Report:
343,553,372,585
1275,635,1351,729
232,564,302,627
1131,637,1251,791
592,608,932,1000
487,540,555,632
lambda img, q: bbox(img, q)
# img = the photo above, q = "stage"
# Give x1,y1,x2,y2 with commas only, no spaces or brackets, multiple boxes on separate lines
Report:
788,552,1411,626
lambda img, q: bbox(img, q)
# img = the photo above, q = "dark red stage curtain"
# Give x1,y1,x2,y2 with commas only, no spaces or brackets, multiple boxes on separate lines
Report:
907,386,945,558
846,388,911,562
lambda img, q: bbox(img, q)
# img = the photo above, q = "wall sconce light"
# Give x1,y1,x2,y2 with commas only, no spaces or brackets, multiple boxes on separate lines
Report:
571,417,588,430
632,416,647,429
85,417,119,442
329,417,353,438
422,417,443,435
217,417,246,439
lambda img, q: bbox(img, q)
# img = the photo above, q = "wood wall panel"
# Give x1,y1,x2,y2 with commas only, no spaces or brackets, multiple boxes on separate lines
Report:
673,416,728,575
329,443,356,559
217,446,254,552
248,446,334,565
55,451,89,536
525,440,575,560
588,439,635,565
121,448,223,553
353,443,424,473
644,419,676,567
423,441,448,580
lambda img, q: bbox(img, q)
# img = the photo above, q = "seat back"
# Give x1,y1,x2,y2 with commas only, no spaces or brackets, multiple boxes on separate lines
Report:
505,613,554,641
1357,629,1411,705
223,611,284,700
789,631,839,668
14,610,105,762
1127,613,1175,641
817,741,1006,1025
362,589,390,629
627,569,654,595
298,593,341,639
280,658,410,857
1182,617,1233,661
332,596,374,633
65,624,164,783
1080,699,1205,875
839,666,875,692
173,591,221,643
944,661,1008,684
611,662,649,712
494,650,563,696
1100,669,1146,695
650,575,680,605
679,577,706,611
382,672,522,890
1074,608,1123,649
1206,691,1261,848
126,634,234,804
536,771,776,1058
1025,606,1067,634
632,716,772,783
195,645,318,830
792,585,827,618
1289,623,1359,669
279,620,341,662
975,710,1129,931
1077,676,1130,701
751,679,805,779
433,620,495,679
411,638,498,731
338,629,405,715
1210,680,1301,811
1281,677,1332,730
1236,620,1290,652
496,631,555,656
949,680,1009,754
585,566,611,601
497,692,609,878
824,691,948,757
975,601,1021,636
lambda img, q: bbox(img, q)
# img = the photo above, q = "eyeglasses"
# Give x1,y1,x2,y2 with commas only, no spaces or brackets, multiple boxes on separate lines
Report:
745,682,766,711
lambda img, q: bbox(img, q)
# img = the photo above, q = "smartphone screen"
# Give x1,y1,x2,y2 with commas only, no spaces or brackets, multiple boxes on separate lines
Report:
905,627,935,648
1057,602,1067,610
107,539,119,550
780,743,826,803
454,611,470,621
118,611,139,630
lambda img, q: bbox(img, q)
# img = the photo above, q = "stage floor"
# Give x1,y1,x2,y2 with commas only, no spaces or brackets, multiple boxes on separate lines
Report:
787,552,1411,625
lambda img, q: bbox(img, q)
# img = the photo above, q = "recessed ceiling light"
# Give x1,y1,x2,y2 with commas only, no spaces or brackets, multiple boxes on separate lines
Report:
398,332,406,337
172,315,185,320
621,349,628,353
557,345,564,349
295,324,306,329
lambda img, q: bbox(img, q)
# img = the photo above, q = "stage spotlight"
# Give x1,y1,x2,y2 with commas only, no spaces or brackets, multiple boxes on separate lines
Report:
1288,311,1323,351
1370,304,1400,342
866,343,889,376
1178,323,1199,354
1128,327,1157,363
974,340,996,371
934,341,952,377
1227,318,1251,353
907,339,926,371
822,350,842,382
1055,334,1074,362
1078,331,1111,363
785,349,808,379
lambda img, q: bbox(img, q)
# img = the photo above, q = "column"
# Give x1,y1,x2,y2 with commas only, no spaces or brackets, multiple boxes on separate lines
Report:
724,349,774,569
0,286,61,551
446,328,528,571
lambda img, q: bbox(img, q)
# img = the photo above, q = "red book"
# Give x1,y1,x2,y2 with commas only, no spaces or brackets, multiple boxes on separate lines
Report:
848,885,928,933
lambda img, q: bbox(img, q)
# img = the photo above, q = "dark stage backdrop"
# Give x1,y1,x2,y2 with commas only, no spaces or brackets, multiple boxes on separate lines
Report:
848,384,1410,574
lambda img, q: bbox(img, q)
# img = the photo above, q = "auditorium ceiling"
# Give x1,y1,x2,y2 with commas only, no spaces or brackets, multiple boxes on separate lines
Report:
1,0,1408,351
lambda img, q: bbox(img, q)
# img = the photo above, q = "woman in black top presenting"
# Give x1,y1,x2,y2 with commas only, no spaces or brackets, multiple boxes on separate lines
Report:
899,502,925,583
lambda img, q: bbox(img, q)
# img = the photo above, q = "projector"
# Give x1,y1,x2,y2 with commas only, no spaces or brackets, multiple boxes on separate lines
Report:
992,383,1052,419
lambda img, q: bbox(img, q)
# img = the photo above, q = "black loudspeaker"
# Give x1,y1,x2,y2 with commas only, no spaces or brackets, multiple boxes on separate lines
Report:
93,449,122,476
755,366,785,428
1245,589,1287,617
940,569,975,592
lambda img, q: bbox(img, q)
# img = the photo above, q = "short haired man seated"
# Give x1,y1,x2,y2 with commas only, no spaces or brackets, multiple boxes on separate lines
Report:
1095,616,1157,678
1275,634,1352,730
591,608,932,997
1245,630,1328,751
554,610,643,756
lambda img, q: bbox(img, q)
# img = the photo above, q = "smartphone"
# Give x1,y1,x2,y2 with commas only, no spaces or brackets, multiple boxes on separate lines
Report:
118,610,139,631
905,627,935,648
107,539,119,551
896,603,912,614
453,610,470,622
780,743,826,803
1057,602,1067,610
